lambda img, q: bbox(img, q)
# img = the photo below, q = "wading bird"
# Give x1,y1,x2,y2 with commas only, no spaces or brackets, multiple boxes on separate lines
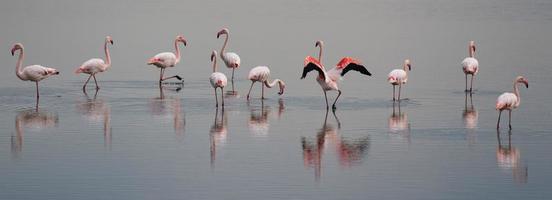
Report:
387,59,412,101
209,51,228,107
301,40,371,110
496,76,529,129
11,43,60,109
147,35,187,84
246,66,285,100
75,36,114,91
217,28,241,90
461,41,479,92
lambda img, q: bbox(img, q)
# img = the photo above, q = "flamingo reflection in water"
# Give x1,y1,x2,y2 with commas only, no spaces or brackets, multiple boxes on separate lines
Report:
301,110,370,181
247,99,285,137
76,90,112,148
388,101,411,143
150,85,185,139
12,109,58,158
462,92,478,145
210,108,228,169
496,129,528,184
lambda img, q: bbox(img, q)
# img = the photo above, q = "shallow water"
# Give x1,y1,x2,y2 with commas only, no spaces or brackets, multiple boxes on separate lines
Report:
1,0,552,199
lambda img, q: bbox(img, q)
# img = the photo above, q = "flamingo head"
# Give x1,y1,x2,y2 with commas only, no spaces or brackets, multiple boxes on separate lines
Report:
176,35,187,46
516,76,529,88
217,28,229,38
11,43,23,56
469,41,476,55
211,50,217,62
278,81,286,95
106,36,114,45
315,40,324,47
404,59,411,71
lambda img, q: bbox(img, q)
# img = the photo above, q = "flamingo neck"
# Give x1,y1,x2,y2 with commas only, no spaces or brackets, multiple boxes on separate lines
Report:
402,63,409,76
174,39,182,63
104,40,111,68
318,44,323,63
513,80,521,103
15,49,25,80
212,58,217,73
263,79,281,88
220,34,228,59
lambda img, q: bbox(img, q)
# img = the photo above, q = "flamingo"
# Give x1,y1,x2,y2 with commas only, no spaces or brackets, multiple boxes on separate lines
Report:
11,43,60,108
209,50,228,107
461,41,479,92
217,28,241,88
246,66,285,100
75,36,114,91
147,35,187,84
301,40,372,110
496,76,529,129
387,59,412,101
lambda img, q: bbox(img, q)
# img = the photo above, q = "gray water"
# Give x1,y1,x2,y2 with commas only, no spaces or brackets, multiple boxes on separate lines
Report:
1,0,552,199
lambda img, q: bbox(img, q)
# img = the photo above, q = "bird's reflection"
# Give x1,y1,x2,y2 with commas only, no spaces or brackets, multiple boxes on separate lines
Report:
388,101,411,143
496,129,528,184
247,99,285,137
210,108,228,169
301,110,369,181
76,90,112,148
12,109,59,158
150,85,185,139
463,92,478,144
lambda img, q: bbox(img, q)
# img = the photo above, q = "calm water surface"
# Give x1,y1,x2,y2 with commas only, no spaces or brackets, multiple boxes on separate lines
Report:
1,0,552,199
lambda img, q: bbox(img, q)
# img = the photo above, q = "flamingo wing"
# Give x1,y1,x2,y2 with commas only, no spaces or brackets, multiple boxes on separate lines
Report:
334,57,371,77
223,52,241,68
301,56,326,80
76,58,106,74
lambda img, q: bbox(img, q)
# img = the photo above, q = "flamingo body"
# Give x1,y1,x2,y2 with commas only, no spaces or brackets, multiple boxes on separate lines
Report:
461,57,479,75
210,72,228,88
149,52,178,68
496,93,519,110
76,58,108,74
20,65,59,81
387,69,407,85
222,52,240,69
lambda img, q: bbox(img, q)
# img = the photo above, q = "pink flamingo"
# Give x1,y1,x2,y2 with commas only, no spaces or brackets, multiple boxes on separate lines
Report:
246,66,285,100
217,28,241,86
75,36,114,91
147,35,187,83
496,76,529,129
11,43,60,107
461,41,479,92
301,40,372,110
209,50,228,107
387,59,412,101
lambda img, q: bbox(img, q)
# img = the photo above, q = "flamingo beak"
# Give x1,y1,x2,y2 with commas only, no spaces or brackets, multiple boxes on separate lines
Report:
182,39,187,46
278,83,285,95
524,80,529,88
407,64,411,71
10,48,15,56
211,54,215,62
147,58,156,65
110,40,114,45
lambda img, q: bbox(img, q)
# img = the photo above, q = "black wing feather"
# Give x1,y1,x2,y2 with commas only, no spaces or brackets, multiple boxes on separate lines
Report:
340,63,372,77
301,62,325,79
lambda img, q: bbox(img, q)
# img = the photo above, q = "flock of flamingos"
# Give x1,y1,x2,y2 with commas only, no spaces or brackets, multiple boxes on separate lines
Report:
9,28,528,130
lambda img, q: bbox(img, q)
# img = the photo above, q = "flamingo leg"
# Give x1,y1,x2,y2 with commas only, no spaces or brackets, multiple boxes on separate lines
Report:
261,83,265,100
83,74,92,91
332,90,342,111
246,81,254,100
159,68,164,83
324,90,329,110
508,110,512,130
231,68,235,92
214,88,218,107
497,110,502,129
221,87,225,107
93,74,99,90
161,75,183,81
470,74,474,92
398,83,402,101
35,81,40,111
393,85,396,101
465,73,468,92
